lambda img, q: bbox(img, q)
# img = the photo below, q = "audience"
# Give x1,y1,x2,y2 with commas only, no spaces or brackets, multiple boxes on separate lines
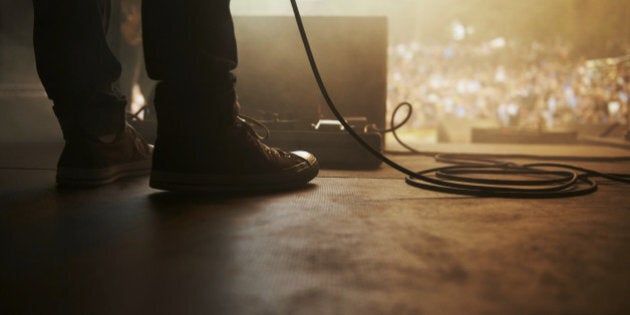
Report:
388,39,630,130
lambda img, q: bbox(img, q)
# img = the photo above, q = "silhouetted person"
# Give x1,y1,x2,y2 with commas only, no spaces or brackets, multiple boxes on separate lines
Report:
32,0,318,191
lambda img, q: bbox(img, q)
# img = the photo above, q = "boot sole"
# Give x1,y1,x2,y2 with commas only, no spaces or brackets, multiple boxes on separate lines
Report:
57,160,152,187
149,162,319,193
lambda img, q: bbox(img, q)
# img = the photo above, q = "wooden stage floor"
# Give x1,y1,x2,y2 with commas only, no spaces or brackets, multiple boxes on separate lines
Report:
1,141,630,314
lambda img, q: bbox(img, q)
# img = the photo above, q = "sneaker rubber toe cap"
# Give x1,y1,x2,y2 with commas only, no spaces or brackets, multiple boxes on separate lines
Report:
291,150,317,166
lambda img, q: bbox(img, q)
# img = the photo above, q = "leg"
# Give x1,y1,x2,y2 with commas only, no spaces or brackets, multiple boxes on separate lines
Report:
33,0,124,137
142,1,237,83
32,0,151,186
142,0,319,192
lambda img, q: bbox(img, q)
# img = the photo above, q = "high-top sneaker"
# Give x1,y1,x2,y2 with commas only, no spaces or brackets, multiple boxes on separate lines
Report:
54,92,153,187
149,80,318,192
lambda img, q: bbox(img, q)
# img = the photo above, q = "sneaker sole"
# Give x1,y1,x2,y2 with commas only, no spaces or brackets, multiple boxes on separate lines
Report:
57,159,152,187
149,162,319,193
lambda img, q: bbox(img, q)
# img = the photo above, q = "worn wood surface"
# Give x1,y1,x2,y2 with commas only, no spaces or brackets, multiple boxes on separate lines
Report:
1,143,630,315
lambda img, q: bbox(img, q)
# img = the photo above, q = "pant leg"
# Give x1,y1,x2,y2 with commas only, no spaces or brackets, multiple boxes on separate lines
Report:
142,0,239,140
142,0,237,84
32,0,126,139
142,0,240,170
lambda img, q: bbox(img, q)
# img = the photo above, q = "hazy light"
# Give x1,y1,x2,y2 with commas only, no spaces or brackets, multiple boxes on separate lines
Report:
489,37,506,49
130,83,146,120
452,21,467,41
608,101,621,115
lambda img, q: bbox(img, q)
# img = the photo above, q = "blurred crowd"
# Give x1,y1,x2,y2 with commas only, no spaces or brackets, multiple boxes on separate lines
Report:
388,40,630,130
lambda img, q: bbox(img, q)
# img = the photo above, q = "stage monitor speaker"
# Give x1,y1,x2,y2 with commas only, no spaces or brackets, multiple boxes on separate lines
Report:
233,16,388,130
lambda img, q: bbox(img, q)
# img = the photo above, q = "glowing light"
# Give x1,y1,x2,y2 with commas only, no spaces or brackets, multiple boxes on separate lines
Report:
489,37,506,49
608,101,621,115
452,21,466,41
130,83,146,120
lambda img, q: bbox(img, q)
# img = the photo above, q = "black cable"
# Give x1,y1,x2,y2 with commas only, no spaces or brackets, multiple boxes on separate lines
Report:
289,1,415,177
289,0,630,198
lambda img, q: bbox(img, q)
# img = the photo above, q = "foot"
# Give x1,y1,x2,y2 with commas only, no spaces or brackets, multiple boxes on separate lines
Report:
56,124,153,187
149,116,319,192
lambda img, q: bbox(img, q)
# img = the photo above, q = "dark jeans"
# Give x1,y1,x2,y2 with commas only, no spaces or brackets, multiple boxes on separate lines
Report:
32,0,237,136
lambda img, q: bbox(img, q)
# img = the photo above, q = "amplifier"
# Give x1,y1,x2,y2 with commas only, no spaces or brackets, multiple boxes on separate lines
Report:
234,16,388,130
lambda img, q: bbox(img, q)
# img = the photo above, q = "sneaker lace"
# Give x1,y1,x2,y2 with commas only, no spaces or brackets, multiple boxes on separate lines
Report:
236,115,295,159
237,114,270,141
